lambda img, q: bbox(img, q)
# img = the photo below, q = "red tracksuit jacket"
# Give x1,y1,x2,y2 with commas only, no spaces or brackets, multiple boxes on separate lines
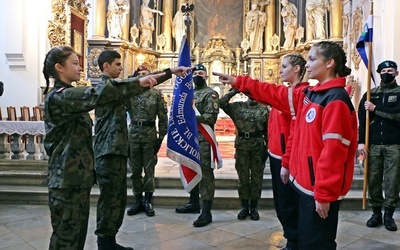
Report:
234,76,357,203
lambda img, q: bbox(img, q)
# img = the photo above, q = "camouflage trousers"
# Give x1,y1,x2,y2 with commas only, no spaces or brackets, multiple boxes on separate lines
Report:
129,140,157,195
95,154,127,237
368,144,400,208
235,148,265,200
48,187,91,250
199,142,215,200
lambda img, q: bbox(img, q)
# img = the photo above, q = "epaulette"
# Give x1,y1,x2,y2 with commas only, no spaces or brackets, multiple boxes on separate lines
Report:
56,87,66,93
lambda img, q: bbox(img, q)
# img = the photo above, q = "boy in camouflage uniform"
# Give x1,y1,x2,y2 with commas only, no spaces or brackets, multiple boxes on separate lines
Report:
175,64,220,227
219,88,269,220
94,50,191,249
126,65,168,217
43,46,158,250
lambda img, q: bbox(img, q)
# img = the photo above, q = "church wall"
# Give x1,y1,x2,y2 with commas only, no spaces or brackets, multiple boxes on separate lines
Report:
0,0,52,112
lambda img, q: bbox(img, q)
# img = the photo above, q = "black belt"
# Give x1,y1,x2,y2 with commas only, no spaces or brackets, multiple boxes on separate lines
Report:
238,131,265,138
131,120,155,127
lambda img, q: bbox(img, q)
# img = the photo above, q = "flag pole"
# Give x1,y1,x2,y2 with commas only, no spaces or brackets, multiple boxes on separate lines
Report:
362,0,374,210
181,2,194,53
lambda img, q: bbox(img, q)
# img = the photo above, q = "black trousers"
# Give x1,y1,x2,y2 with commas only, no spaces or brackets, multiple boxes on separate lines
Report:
291,183,341,250
269,155,299,245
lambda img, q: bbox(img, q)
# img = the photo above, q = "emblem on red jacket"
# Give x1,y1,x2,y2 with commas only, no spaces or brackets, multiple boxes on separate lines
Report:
306,107,316,123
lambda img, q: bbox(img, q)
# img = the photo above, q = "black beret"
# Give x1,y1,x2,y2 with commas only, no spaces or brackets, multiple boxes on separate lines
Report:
377,60,397,73
193,64,207,73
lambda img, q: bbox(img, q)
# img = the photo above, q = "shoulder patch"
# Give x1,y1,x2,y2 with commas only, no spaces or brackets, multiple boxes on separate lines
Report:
211,94,217,99
56,87,66,93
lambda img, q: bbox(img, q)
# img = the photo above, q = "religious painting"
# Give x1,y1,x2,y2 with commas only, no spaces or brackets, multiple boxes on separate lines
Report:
194,0,243,47
73,30,83,55
70,8,86,68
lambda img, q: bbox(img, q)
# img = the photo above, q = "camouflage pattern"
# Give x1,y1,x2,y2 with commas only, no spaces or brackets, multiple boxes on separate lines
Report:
95,155,127,237
94,76,150,158
126,88,168,194
195,85,219,200
219,89,269,200
368,144,400,208
48,188,91,250
94,75,151,237
44,79,118,249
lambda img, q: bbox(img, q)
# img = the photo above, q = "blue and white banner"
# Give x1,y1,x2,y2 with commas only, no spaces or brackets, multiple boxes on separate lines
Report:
356,14,376,85
166,37,202,192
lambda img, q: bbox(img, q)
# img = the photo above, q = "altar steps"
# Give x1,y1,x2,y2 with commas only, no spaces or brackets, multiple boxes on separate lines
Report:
0,159,367,210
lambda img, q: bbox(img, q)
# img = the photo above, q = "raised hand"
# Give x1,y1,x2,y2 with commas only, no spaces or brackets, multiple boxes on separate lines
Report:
139,72,166,88
171,66,195,77
212,72,237,86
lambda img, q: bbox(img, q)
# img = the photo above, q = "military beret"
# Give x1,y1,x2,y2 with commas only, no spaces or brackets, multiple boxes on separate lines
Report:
193,64,207,73
132,65,150,77
377,60,398,73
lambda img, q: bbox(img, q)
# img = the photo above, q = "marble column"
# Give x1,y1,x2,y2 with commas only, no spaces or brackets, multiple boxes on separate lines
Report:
265,0,275,52
162,0,173,51
329,0,342,40
91,0,106,38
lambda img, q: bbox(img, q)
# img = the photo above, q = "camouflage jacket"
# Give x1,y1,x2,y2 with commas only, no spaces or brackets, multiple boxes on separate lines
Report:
44,80,119,189
94,75,152,158
194,85,219,142
126,88,168,142
219,89,269,150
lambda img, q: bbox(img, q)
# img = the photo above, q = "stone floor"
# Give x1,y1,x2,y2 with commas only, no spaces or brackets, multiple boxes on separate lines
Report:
0,203,399,250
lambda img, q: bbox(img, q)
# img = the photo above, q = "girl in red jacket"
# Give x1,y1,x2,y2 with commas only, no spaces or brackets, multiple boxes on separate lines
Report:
214,41,358,250
268,53,309,250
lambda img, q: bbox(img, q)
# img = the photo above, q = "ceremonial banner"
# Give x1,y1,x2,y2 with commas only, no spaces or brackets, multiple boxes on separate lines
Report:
166,38,202,192
356,14,376,85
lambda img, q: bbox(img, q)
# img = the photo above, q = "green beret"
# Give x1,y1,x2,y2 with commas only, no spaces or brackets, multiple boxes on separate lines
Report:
193,64,207,73
377,60,397,73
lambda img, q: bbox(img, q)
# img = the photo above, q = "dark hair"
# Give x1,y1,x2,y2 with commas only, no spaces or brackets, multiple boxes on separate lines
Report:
283,52,307,82
313,41,351,77
42,46,76,94
97,50,121,72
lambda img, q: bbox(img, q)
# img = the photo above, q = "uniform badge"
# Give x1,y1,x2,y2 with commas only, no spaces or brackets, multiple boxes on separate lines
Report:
388,95,397,102
305,107,316,123
56,87,66,93
211,94,217,99
213,102,218,109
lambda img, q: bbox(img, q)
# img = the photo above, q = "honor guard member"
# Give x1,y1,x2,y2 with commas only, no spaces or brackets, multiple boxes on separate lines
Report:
219,89,269,221
175,64,220,228
126,65,168,217
358,60,400,232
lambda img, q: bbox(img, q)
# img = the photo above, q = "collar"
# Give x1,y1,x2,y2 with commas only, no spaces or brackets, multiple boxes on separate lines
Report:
54,80,74,89
380,80,398,89
309,77,346,92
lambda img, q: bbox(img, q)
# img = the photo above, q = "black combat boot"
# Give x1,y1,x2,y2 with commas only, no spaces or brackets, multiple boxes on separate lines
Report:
384,206,397,231
250,199,260,220
127,193,144,216
237,199,249,220
97,236,133,250
366,206,382,227
193,200,213,227
175,185,200,213
144,192,155,217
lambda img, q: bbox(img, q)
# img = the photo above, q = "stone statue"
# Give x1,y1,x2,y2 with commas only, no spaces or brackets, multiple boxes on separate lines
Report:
139,0,164,49
281,0,298,49
107,0,130,39
306,0,329,40
245,1,269,53
172,9,186,51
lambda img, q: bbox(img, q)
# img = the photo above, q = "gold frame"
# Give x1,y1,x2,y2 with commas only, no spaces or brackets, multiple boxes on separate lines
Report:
73,30,83,55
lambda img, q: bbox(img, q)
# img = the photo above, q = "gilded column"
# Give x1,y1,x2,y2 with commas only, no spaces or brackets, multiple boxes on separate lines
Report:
162,0,173,51
92,0,106,38
265,0,275,52
329,0,342,40
123,8,130,41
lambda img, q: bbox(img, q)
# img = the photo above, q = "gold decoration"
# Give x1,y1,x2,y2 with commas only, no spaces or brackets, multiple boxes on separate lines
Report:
87,48,102,78
346,75,357,99
351,47,361,70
